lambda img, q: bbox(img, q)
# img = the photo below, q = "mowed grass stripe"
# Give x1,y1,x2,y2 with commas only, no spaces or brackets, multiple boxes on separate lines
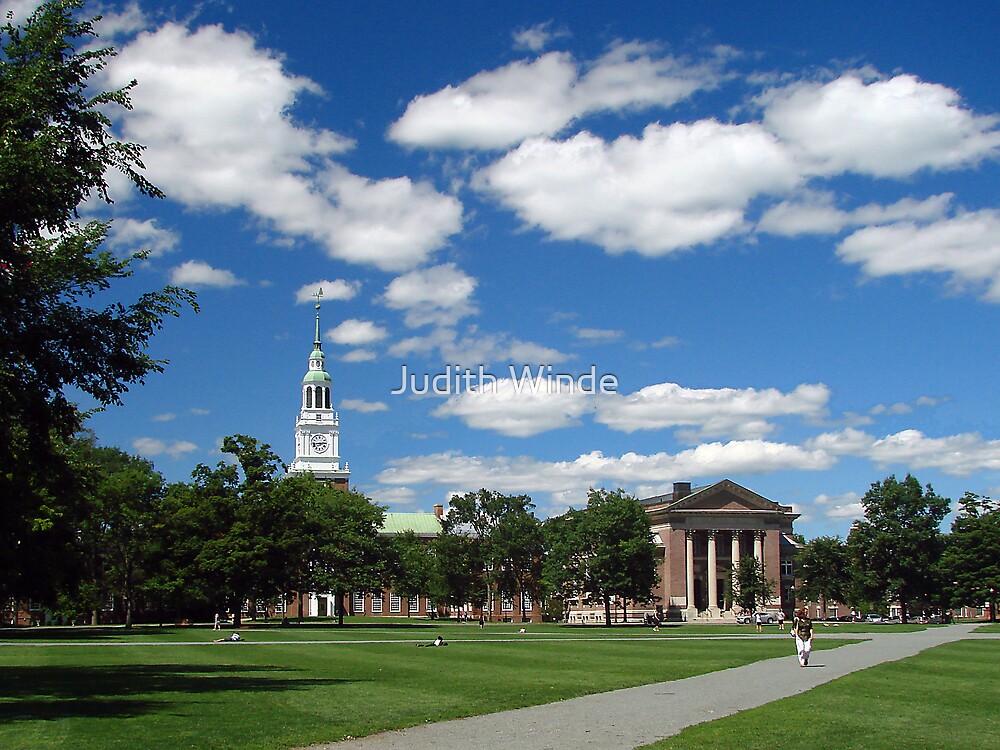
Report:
642,639,1000,750
0,635,849,750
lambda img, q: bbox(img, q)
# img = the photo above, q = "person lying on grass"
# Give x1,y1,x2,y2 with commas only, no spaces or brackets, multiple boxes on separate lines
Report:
417,635,448,647
214,633,243,642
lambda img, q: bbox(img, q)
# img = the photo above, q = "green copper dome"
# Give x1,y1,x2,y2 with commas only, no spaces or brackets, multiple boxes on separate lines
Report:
303,369,331,384
311,347,325,359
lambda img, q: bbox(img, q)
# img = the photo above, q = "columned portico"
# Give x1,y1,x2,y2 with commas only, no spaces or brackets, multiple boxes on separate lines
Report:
645,480,799,622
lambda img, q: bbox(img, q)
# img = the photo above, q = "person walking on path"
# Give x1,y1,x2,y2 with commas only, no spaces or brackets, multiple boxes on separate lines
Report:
754,611,763,633
793,607,813,666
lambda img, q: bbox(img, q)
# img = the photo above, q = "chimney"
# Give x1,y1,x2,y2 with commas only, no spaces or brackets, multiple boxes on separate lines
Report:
672,482,692,501
433,503,444,518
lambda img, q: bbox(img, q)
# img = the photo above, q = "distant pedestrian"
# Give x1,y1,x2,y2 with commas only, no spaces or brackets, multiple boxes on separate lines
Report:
792,607,813,666
479,615,485,629
777,610,785,628
754,611,763,633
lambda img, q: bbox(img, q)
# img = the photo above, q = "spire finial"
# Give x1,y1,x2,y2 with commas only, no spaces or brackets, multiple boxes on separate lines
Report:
313,287,323,347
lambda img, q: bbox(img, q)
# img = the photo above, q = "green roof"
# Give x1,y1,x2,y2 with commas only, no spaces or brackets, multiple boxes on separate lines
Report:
302,370,331,383
380,512,442,536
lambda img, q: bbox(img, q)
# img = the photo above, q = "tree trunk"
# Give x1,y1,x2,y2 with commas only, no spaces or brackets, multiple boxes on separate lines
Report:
604,598,611,626
337,589,345,627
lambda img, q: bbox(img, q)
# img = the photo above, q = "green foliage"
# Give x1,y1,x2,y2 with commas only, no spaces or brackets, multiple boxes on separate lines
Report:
732,555,776,614
0,1,195,606
545,488,658,624
942,492,1000,621
446,489,543,619
847,474,949,622
387,531,434,616
797,535,850,616
428,530,486,610
541,509,588,619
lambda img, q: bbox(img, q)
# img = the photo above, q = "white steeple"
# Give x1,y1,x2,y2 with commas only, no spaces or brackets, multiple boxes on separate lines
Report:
287,288,350,487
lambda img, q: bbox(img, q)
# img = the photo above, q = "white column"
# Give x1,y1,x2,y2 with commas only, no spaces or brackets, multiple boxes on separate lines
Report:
685,530,696,619
707,530,719,615
754,531,764,564
730,532,741,613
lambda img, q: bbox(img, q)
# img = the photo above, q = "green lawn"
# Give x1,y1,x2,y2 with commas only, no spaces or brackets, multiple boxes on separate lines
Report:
642,638,1000,750
0,623,850,750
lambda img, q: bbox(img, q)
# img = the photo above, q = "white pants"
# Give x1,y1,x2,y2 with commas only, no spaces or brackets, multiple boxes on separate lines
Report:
796,635,812,665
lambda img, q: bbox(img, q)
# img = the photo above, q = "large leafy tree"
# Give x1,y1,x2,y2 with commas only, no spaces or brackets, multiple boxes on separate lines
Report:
428,531,486,614
847,474,949,623
583,488,658,625
942,492,1000,622
732,555,776,615
447,489,543,620
387,531,435,617
541,509,589,620
150,436,306,626
797,536,851,618
303,486,388,627
74,436,164,627
0,1,194,605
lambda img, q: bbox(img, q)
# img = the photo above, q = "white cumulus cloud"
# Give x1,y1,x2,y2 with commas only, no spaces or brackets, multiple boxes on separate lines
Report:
295,279,360,304
326,319,389,346
382,263,478,328
390,44,721,150
837,210,1000,301
169,260,244,288
760,73,1000,177
475,121,800,256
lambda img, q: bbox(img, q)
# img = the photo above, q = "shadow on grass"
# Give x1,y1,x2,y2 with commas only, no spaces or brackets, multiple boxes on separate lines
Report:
0,663,361,722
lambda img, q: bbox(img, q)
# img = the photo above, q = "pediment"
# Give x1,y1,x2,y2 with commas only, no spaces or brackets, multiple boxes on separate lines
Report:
668,480,783,513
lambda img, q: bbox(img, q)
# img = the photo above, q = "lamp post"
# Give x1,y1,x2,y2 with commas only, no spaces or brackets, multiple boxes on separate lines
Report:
990,587,996,624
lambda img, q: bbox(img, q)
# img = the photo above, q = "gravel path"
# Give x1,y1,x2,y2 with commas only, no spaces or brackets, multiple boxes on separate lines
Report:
306,624,991,750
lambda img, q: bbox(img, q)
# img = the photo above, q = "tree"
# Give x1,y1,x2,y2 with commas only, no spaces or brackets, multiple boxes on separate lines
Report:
387,531,435,617
582,488,658,625
302,487,388,627
732,555,776,615
151,436,308,627
428,531,486,615
76,437,164,627
541,509,589,620
0,1,194,606
942,492,1000,622
797,536,850,619
447,489,543,621
847,474,949,623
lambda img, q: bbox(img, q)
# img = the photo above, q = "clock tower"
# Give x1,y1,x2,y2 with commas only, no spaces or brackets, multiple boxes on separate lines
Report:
287,289,350,488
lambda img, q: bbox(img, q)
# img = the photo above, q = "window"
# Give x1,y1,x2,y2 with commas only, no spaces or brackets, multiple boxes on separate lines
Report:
828,607,838,620
353,592,365,613
275,598,287,614
501,595,514,612
521,592,532,611
306,387,313,408
241,600,250,613
324,388,331,409
780,559,793,576
390,592,401,613
371,593,383,613
409,596,419,613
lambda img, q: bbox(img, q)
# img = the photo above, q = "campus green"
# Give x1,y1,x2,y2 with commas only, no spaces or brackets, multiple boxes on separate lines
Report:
0,622,847,750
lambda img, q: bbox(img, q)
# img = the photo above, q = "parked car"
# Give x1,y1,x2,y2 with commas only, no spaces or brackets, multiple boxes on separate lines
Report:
864,613,883,623
737,612,778,625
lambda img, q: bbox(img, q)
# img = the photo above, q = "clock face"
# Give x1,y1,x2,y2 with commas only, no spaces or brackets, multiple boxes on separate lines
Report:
310,434,330,454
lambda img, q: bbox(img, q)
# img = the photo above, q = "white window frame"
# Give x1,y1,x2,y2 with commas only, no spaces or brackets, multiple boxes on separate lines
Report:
501,594,514,612
390,592,402,613
353,592,365,613
371,592,383,613
408,595,419,613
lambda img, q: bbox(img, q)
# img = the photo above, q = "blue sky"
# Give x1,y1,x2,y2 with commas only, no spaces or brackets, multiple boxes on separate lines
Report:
15,1,1000,538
